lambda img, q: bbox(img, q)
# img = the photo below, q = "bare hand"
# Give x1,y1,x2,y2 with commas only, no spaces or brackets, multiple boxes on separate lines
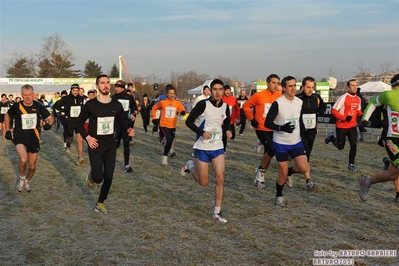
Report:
202,132,211,140
127,128,135,137
86,135,99,149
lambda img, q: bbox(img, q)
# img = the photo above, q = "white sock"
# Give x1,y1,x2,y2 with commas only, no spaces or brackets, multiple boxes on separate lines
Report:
214,207,221,214
125,164,130,169
20,176,25,181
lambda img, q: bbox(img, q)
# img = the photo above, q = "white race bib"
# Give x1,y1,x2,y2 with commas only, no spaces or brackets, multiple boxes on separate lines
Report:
302,113,316,129
97,117,114,135
203,127,222,144
21,113,37,130
70,106,81,118
118,99,129,112
1,107,9,114
263,103,271,118
155,110,161,119
165,106,177,118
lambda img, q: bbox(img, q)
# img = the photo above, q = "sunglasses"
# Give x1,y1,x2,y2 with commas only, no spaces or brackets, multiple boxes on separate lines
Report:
115,84,125,88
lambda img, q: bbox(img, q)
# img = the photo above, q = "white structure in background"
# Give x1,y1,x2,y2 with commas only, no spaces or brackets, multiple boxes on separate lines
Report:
188,79,234,97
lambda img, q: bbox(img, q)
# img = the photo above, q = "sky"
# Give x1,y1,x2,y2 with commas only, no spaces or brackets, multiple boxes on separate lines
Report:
0,0,398,85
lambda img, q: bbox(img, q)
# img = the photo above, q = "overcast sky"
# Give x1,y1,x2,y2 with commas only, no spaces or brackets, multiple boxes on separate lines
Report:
1,0,398,84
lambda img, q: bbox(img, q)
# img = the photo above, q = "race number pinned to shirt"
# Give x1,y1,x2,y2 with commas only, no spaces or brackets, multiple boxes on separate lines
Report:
97,116,114,135
263,103,271,118
21,113,37,130
203,127,222,144
302,113,316,129
165,106,177,118
70,106,81,118
118,99,129,112
1,107,9,114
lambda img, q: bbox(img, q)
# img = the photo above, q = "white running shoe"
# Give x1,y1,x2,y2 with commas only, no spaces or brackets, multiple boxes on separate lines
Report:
181,160,194,176
275,196,285,207
17,178,25,192
25,180,31,192
285,174,293,188
162,155,168,165
359,175,369,201
213,212,228,223
255,140,262,154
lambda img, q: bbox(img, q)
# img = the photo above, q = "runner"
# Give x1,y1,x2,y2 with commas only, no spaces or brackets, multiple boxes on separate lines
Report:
181,79,231,222
286,76,324,190
0,93,11,135
221,84,240,155
242,74,282,189
324,79,363,172
358,74,399,202
265,76,309,206
236,89,248,136
76,74,135,213
151,84,186,165
2,85,54,192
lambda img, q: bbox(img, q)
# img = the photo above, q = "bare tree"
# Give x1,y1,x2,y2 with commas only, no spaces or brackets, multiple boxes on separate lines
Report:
38,33,78,77
380,62,392,83
4,52,36,77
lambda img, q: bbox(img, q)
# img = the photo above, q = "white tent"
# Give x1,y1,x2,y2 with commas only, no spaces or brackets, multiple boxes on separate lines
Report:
359,81,391,93
188,85,203,95
188,80,213,95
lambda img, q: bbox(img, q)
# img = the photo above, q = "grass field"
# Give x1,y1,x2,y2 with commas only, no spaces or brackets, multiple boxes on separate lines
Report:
0,121,398,266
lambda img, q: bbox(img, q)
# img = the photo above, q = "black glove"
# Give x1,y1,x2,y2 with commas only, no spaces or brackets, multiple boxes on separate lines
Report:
152,119,157,125
359,120,368,132
180,110,186,116
251,119,259,128
43,123,52,131
5,130,12,140
280,122,295,133
345,116,352,122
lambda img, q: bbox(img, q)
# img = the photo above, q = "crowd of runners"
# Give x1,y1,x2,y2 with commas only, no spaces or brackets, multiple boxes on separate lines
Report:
1,73,399,222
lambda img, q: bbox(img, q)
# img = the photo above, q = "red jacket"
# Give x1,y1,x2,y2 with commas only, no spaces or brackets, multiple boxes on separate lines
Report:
222,95,240,124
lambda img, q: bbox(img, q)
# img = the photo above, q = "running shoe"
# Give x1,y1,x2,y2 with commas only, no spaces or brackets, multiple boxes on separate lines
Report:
255,167,265,181
254,179,266,189
76,157,85,166
124,166,133,173
63,142,67,149
24,180,31,192
348,164,358,172
65,147,71,153
129,141,134,146
275,196,285,207
306,179,316,191
95,203,108,214
86,170,94,188
17,178,25,192
162,155,168,165
213,212,228,223
383,157,390,171
324,131,334,144
191,152,196,158
395,195,399,203
168,149,176,157
285,174,293,188
181,160,194,176
359,175,369,201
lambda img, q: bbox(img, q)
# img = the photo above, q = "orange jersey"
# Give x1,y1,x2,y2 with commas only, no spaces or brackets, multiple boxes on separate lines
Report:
152,98,185,128
242,89,282,131
332,92,362,129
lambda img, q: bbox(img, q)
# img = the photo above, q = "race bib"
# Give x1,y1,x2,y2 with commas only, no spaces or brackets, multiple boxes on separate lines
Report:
302,113,316,129
263,103,271,118
390,111,399,136
70,106,81,118
118,99,129,112
165,106,176,118
21,113,37,130
203,127,222,144
1,107,9,114
97,117,114,135
284,115,299,128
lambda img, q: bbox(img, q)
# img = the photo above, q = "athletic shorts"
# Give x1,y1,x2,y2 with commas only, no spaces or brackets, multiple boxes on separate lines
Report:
13,134,40,153
194,148,225,163
66,119,79,137
255,130,274,155
385,138,399,167
274,141,306,162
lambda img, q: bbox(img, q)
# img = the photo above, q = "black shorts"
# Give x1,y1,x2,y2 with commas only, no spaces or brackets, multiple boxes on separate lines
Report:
13,134,40,153
255,130,274,156
66,119,79,137
0,114,5,123
385,138,399,167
